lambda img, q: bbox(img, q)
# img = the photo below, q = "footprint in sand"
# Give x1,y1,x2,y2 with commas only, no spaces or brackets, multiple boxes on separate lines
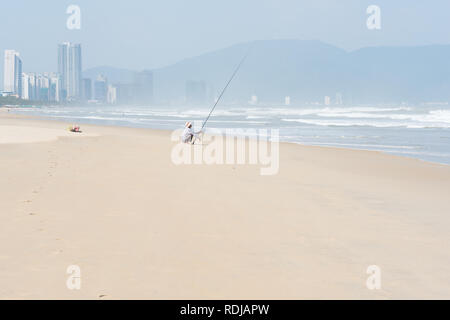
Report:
29,213,36,216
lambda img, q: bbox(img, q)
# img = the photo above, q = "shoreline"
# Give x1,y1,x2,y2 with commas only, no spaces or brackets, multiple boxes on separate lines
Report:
1,108,450,299
2,107,448,168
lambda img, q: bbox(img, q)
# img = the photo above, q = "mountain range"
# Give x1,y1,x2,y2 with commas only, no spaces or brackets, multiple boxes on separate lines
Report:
84,39,450,105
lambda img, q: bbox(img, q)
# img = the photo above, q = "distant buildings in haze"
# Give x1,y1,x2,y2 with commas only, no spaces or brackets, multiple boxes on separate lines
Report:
4,44,342,107
94,74,108,102
3,43,347,107
185,80,206,105
22,72,59,101
115,83,135,105
335,92,343,105
249,95,258,105
285,96,291,106
99,70,153,105
107,85,117,104
82,78,92,101
134,70,154,105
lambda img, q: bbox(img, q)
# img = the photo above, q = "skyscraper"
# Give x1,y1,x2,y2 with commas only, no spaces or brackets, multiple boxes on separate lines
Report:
49,73,60,102
94,74,108,102
3,50,22,97
285,96,291,106
21,73,30,100
82,78,92,101
23,73,38,100
335,92,343,105
116,83,135,105
107,85,117,104
58,42,82,101
134,70,154,105
22,72,60,102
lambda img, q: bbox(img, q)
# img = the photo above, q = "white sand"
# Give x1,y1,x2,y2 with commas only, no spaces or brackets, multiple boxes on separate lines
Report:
0,125,97,144
1,112,450,299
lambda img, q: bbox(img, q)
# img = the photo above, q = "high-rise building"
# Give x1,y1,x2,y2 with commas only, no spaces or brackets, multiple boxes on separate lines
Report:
94,74,108,102
58,42,82,101
134,70,154,105
116,83,135,105
249,95,258,105
82,78,92,101
22,73,39,101
335,92,343,105
3,50,22,97
47,73,60,102
107,85,117,104
21,72,60,101
37,74,50,101
285,96,291,106
26,73,38,100
324,96,331,106
21,73,30,100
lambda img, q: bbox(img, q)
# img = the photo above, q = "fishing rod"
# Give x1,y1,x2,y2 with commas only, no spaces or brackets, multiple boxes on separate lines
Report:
201,48,251,131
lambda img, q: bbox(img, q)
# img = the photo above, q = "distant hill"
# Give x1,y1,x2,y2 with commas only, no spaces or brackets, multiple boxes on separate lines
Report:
346,45,450,103
85,40,450,104
153,39,349,104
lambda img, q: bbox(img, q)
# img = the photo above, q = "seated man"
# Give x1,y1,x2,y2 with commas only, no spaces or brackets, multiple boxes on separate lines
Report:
181,122,202,144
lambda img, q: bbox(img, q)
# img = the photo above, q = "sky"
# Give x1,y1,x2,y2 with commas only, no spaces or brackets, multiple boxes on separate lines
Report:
1,0,450,87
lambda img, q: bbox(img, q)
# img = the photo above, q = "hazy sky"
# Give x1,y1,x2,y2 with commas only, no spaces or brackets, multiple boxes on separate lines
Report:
1,0,450,87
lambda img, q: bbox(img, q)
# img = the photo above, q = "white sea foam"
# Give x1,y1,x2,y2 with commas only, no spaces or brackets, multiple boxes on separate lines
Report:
9,105,450,164
242,106,412,117
299,142,418,149
281,117,450,128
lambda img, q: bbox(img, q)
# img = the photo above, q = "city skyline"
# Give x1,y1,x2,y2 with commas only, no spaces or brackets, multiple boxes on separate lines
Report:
1,41,345,107
1,42,155,105
3,38,450,106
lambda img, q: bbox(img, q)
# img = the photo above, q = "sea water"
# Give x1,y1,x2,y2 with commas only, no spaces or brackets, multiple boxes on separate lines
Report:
11,104,450,165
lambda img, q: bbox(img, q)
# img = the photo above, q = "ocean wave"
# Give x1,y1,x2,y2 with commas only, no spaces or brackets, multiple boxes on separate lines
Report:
299,142,419,149
281,118,450,128
242,106,412,117
315,110,450,124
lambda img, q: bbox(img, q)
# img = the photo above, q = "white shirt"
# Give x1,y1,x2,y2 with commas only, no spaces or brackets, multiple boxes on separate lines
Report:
181,127,197,143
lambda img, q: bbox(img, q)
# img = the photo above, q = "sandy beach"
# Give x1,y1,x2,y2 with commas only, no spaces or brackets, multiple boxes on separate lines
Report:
1,108,450,299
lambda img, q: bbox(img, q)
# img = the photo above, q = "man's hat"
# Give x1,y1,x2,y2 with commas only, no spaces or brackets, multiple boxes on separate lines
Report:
185,122,192,127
